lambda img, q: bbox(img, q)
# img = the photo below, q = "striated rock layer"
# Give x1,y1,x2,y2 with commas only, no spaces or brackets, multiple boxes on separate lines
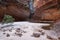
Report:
0,0,60,23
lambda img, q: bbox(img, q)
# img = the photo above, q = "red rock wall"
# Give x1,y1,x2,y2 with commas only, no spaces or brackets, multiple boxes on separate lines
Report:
31,0,60,22
0,0,30,22
0,0,60,23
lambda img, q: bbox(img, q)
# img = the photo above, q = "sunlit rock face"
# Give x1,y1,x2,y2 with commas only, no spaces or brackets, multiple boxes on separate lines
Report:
32,8,60,21
31,0,60,22
34,0,53,8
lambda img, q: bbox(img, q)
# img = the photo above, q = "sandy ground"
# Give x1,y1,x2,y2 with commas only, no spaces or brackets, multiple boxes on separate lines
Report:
0,21,59,40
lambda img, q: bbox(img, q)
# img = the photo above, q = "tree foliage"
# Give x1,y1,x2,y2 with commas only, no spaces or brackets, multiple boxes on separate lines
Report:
2,14,15,24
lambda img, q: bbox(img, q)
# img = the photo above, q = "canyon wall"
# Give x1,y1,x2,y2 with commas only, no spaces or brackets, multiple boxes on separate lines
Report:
0,0,29,22
31,0,60,22
0,0,60,23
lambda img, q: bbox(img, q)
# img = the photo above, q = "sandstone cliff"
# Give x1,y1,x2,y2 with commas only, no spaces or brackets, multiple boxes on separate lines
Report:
0,0,60,23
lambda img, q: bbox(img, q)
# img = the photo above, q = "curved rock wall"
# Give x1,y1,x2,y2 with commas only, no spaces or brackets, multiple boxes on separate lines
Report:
0,0,30,22
31,0,60,22
0,0,60,23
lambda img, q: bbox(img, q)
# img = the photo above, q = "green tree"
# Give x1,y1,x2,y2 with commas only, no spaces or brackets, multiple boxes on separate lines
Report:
2,14,15,24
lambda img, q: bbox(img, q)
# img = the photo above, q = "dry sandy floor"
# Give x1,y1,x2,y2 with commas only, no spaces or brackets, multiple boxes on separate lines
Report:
0,21,59,40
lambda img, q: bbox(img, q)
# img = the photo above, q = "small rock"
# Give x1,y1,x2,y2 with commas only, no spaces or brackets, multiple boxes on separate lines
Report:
38,30,42,32
3,32,6,34
42,25,52,30
58,37,60,40
32,32,40,38
9,29,12,32
23,31,27,33
15,32,22,37
47,35,52,39
47,35,57,40
18,33,22,37
6,34,10,37
16,28,21,32
41,32,45,35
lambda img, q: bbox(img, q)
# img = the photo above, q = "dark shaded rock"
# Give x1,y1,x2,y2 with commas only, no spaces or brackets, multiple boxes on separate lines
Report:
38,30,45,35
47,35,57,40
16,28,21,32
58,37,60,40
6,34,10,37
47,35,53,40
32,32,40,38
23,31,27,33
15,32,22,37
15,28,23,37
42,25,52,30
9,29,12,32
3,32,6,34
38,30,42,32
41,32,45,35
17,28,20,30
17,33,22,37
